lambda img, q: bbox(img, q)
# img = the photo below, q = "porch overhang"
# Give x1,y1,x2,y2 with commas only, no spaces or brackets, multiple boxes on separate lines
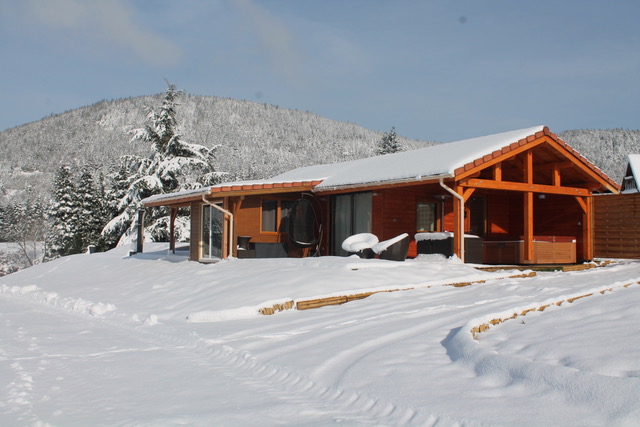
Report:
142,179,324,208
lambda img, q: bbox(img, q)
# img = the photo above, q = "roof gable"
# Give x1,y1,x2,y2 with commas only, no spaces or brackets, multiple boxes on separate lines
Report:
454,128,619,193
621,154,640,193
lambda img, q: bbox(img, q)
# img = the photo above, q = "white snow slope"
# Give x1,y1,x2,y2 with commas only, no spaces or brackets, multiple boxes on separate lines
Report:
1,243,640,426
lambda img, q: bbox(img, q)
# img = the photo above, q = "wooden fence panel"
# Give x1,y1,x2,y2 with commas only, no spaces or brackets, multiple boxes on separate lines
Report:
594,193,640,259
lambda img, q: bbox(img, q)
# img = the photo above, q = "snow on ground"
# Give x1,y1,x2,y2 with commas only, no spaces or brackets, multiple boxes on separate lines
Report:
1,243,640,426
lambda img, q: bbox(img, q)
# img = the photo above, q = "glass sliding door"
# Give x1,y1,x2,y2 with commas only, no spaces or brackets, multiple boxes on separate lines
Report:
353,192,372,233
331,192,372,256
202,203,224,260
332,194,352,256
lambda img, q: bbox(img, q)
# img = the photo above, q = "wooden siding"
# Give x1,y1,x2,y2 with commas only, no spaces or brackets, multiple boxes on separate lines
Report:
234,195,298,244
376,185,444,257
594,193,640,259
233,193,308,257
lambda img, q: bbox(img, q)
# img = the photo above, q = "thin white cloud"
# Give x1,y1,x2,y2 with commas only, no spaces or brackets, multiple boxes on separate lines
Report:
231,0,306,84
20,0,183,66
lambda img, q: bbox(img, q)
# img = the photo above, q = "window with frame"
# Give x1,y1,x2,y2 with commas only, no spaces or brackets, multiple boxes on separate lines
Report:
416,201,437,232
331,191,373,256
261,199,295,232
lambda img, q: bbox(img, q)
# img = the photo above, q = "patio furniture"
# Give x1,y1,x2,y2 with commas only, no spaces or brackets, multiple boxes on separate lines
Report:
342,233,379,258
373,233,410,261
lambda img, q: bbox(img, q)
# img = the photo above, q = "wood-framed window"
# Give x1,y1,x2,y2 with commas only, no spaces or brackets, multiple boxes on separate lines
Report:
261,198,294,233
416,201,438,232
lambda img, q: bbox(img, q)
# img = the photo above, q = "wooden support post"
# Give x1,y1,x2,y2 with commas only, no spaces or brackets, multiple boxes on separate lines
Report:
524,192,534,262
229,198,243,258
493,162,502,181
553,163,561,186
525,151,533,184
575,196,593,261
585,196,593,261
523,152,534,262
223,197,230,259
452,185,464,260
169,207,177,254
136,209,145,254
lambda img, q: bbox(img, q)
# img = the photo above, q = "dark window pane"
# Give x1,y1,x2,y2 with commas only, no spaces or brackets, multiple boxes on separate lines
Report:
262,199,277,232
280,200,294,232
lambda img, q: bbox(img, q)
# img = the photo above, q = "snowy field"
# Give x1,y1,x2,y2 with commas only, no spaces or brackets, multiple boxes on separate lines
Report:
1,243,640,426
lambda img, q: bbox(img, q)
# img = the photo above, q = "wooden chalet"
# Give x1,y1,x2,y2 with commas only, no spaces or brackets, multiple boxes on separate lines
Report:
142,126,619,265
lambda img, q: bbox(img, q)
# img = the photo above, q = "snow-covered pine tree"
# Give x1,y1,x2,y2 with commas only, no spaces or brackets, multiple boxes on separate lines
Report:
76,167,107,251
102,83,225,246
377,126,403,155
101,158,138,248
47,165,81,257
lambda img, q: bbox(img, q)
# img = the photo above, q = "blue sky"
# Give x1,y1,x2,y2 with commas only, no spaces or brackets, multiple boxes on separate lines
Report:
1,0,638,142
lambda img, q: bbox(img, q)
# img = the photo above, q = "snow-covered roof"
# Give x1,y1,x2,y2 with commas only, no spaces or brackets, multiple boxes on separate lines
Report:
273,126,546,190
143,125,617,206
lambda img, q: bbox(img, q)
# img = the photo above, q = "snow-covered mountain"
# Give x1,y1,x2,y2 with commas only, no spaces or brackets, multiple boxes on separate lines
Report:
0,94,430,201
0,93,638,203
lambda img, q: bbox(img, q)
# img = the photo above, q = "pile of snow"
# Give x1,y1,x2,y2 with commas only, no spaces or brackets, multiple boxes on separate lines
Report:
1,243,640,425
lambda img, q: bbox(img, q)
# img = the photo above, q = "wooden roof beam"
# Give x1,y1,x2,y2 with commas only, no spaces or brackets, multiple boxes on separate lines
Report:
459,178,590,196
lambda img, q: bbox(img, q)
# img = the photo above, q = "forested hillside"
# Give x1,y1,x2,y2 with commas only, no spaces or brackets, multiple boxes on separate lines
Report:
558,129,640,183
0,92,638,204
0,94,428,201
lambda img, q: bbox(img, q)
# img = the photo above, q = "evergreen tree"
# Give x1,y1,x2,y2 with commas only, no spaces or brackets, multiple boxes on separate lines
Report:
76,167,106,251
377,126,403,155
102,160,136,248
47,165,81,257
102,83,225,246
